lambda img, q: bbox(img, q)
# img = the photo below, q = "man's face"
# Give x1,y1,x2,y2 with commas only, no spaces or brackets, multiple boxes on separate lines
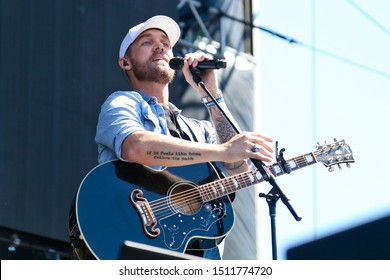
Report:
128,29,175,84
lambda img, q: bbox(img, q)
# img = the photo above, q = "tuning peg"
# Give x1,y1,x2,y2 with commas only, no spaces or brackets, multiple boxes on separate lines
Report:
338,164,342,170
334,138,337,142
328,166,335,172
346,163,351,168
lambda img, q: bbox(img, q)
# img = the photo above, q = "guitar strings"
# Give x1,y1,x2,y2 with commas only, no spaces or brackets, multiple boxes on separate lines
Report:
152,146,349,219
151,158,304,218
150,168,257,211
150,153,312,214
150,152,320,219
150,170,259,219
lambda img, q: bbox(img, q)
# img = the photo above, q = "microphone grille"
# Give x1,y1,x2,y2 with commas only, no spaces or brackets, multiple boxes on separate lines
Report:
169,57,184,70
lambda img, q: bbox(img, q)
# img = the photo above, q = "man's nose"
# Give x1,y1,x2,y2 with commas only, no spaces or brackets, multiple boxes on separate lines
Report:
154,41,164,51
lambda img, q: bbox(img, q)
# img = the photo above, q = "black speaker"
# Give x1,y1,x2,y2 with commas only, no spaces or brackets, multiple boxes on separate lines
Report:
287,215,390,260
0,226,73,260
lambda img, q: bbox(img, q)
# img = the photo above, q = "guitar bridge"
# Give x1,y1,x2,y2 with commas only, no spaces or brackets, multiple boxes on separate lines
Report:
130,189,160,238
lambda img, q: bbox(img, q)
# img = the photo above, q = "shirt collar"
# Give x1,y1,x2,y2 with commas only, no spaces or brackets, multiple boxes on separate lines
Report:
135,90,182,115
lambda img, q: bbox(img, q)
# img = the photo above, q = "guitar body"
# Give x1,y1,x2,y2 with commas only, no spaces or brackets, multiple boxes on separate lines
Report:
73,160,235,260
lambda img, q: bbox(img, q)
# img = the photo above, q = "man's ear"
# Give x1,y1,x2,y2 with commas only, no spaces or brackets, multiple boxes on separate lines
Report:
118,58,131,69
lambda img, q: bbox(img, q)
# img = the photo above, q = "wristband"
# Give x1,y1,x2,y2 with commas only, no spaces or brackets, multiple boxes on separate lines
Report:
201,90,224,107
204,96,224,108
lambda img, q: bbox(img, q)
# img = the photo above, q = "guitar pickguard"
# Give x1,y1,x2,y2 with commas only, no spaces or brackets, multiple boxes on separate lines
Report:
159,198,226,250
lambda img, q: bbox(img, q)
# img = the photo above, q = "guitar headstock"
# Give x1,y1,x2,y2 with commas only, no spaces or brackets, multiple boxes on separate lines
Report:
315,139,355,171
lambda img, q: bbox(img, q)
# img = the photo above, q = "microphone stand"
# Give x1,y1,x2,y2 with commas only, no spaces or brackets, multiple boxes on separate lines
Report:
190,67,302,260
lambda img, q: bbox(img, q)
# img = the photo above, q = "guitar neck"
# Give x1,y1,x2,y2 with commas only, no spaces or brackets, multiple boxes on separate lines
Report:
200,152,318,202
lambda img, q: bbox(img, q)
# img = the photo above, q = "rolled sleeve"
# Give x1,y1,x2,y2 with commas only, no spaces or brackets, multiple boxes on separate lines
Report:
95,91,153,163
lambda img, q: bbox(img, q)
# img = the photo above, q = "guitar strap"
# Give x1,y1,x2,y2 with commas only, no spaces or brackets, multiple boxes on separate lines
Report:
178,115,224,170
177,115,207,143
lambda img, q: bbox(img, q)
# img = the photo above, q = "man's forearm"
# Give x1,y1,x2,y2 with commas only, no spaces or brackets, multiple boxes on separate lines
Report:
121,131,225,167
207,101,241,144
206,102,252,173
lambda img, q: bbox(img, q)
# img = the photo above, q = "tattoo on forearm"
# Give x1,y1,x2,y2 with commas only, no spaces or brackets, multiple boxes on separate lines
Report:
208,107,237,143
215,120,237,143
146,150,201,161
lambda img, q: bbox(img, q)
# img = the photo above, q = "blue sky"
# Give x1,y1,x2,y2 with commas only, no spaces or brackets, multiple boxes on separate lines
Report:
252,0,390,259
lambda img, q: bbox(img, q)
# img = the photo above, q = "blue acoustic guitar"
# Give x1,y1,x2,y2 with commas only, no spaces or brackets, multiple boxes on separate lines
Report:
70,139,354,259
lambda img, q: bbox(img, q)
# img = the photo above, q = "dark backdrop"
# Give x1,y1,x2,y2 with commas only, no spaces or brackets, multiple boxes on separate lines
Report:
0,0,179,242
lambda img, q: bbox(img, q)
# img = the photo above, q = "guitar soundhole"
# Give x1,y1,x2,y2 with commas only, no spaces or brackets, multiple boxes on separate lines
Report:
169,183,202,215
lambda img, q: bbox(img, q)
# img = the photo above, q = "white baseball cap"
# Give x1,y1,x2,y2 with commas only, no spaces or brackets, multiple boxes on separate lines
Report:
119,15,181,58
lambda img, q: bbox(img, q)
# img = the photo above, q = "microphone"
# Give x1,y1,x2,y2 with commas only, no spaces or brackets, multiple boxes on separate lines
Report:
169,57,227,71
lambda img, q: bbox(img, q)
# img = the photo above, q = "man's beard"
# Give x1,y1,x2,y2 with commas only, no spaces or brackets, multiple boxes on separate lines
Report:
130,56,175,84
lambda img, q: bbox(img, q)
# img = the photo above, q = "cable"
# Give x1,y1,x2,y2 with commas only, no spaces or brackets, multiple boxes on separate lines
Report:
345,0,390,38
256,25,390,80
297,41,390,79
216,8,390,79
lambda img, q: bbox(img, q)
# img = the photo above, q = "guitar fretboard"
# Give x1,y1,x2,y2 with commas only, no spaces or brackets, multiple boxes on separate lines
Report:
200,152,318,202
